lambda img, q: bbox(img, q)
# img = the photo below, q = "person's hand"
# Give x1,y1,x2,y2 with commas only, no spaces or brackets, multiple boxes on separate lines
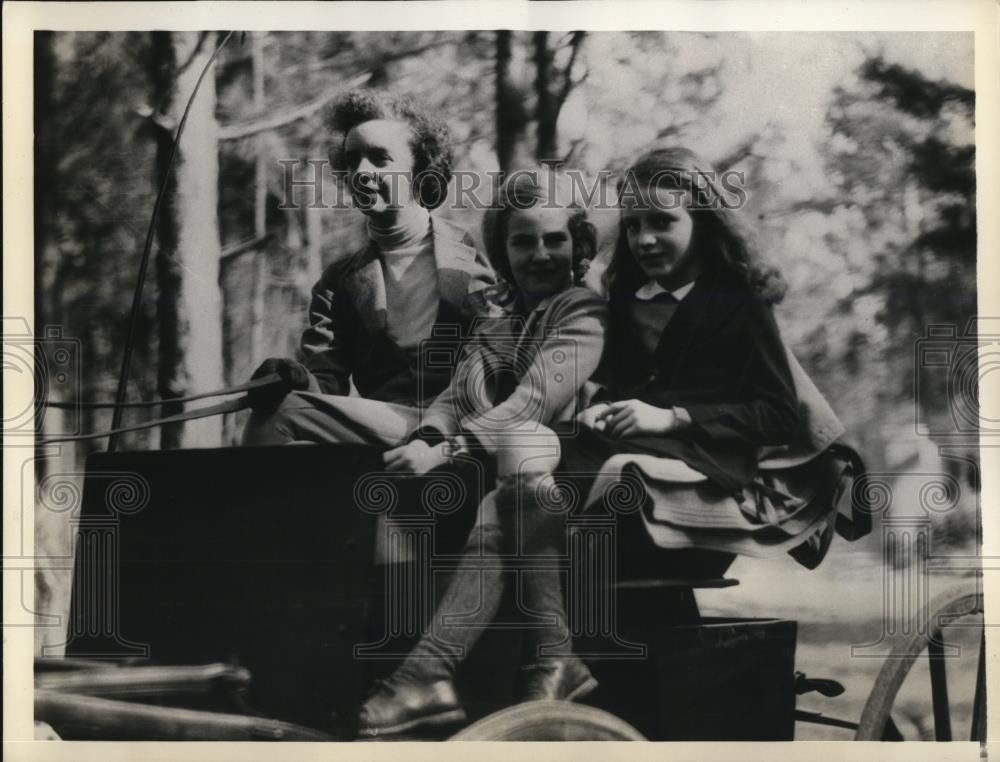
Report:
597,399,678,439
247,358,311,412
577,403,612,430
383,440,450,475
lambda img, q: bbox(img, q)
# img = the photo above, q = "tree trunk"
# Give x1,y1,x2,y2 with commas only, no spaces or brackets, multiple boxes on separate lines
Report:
495,31,523,173
533,32,558,164
151,32,225,449
34,31,56,332
33,28,66,657
250,31,267,364
34,31,65,452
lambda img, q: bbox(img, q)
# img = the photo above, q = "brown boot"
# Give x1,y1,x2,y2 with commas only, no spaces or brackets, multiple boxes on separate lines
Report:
357,677,466,737
518,657,599,702
354,522,504,736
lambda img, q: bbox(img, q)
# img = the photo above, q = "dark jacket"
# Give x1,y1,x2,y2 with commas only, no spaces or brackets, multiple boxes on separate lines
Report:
598,264,800,492
300,217,496,405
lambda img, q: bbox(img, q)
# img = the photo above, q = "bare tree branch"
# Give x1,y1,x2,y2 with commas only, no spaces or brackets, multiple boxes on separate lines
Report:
175,31,212,76
220,233,275,263
716,133,761,171
656,122,688,141
555,31,586,113
561,137,586,167
760,197,842,218
280,36,456,78
218,73,371,141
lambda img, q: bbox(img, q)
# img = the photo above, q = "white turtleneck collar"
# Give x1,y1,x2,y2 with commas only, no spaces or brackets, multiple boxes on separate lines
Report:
367,205,432,253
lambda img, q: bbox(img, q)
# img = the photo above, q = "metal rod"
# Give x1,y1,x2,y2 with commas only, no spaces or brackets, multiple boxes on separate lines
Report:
883,717,904,741
928,636,953,740
792,710,859,731
971,629,987,742
41,398,247,445
35,689,333,741
48,372,280,409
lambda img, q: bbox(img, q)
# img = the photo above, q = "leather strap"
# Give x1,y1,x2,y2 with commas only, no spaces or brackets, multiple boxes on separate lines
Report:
44,373,280,409
38,398,250,445
36,374,283,445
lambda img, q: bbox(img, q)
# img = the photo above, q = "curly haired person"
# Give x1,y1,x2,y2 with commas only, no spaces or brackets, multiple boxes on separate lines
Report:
242,89,496,447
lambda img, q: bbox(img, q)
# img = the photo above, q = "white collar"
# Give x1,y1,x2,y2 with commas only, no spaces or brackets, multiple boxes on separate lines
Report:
634,280,696,302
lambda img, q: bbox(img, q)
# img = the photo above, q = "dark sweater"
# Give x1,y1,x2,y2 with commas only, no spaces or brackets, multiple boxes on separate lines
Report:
595,264,799,492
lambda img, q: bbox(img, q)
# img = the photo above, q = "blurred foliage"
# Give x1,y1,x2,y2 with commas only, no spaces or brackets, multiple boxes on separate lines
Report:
799,54,975,465
35,32,162,453
829,55,975,337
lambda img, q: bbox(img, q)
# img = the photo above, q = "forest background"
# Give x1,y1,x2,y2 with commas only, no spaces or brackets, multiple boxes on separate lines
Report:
31,30,980,737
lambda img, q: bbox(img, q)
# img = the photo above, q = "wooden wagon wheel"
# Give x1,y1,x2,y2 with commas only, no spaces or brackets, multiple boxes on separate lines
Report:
854,581,985,741
449,701,647,741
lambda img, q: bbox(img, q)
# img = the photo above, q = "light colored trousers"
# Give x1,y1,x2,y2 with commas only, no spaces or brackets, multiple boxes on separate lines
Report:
241,391,420,449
